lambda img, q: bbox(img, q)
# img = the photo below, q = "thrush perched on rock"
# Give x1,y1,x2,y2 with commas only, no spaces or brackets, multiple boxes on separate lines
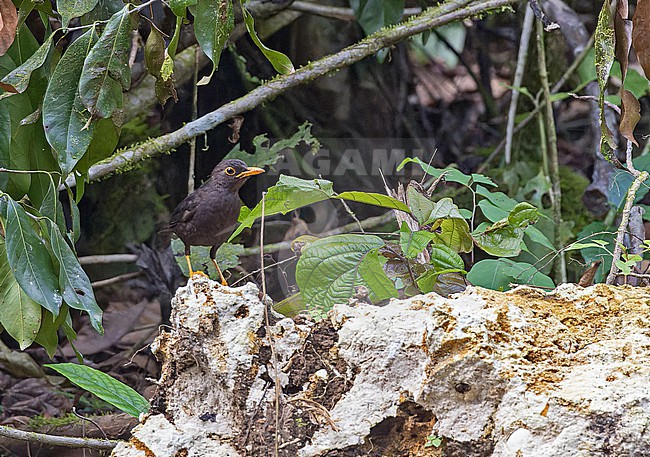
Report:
161,159,265,285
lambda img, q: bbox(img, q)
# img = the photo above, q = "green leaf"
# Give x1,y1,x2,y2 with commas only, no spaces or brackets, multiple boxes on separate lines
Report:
43,28,98,175
0,195,62,315
240,1,294,75
0,237,41,349
416,268,465,294
272,292,307,318
424,197,463,224
34,306,69,358
399,222,436,258
358,249,398,302
144,26,165,78
467,259,554,291
225,121,319,167
171,239,244,277
169,0,196,16
338,191,410,213
507,202,540,227
350,0,404,35
431,218,473,253
429,244,464,271
230,175,334,240
45,221,103,333
296,234,389,315
595,0,617,161
45,363,149,417
0,34,53,97
473,224,523,257
191,0,233,85
59,0,101,28
398,157,496,188
39,174,66,233
79,6,132,119
406,185,434,225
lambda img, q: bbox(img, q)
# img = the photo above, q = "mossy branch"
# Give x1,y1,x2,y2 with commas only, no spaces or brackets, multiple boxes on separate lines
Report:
64,0,516,188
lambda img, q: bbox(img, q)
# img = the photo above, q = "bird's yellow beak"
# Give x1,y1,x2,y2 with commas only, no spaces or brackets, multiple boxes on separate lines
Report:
236,167,265,178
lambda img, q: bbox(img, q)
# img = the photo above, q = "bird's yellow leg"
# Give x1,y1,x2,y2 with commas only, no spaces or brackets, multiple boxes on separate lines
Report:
186,255,207,277
212,259,228,286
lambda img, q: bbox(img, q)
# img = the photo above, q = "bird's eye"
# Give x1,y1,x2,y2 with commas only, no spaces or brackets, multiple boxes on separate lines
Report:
225,167,236,176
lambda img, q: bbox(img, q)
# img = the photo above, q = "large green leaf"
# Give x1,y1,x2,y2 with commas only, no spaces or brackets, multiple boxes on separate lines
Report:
39,174,66,233
0,195,62,315
43,29,98,175
337,191,410,213
79,6,132,119
34,306,69,358
191,0,233,85
0,237,41,349
240,0,294,74
296,234,393,315
472,203,540,257
45,221,103,333
45,363,149,417
430,218,473,253
467,259,554,291
230,175,334,240
0,34,53,97
359,249,398,302
429,244,464,271
406,185,435,225
350,0,404,36
424,197,463,224
59,0,101,28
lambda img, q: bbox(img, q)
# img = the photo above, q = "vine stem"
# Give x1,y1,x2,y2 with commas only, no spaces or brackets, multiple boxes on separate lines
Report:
0,424,118,450
63,0,516,189
606,169,649,284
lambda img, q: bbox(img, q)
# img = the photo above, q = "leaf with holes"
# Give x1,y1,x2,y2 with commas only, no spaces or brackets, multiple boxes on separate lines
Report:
45,221,103,334
79,6,132,119
43,29,98,175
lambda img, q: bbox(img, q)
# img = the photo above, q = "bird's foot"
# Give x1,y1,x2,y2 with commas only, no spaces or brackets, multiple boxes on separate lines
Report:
190,270,209,278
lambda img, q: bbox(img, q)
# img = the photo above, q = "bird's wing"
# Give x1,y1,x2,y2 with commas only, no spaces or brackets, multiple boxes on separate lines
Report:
168,193,200,229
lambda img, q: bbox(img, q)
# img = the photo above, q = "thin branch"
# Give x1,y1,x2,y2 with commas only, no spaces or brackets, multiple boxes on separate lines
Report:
78,254,138,265
607,171,648,284
0,424,118,451
64,0,516,189
505,4,534,164
91,271,143,288
537,18,566,284
288,1,422,21
188,47,200,194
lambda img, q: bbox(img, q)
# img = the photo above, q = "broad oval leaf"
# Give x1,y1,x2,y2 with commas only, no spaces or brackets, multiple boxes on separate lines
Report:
350,0,404,36
359,248,398,303
429,244,464,271
467,259,554,291
406,185,434,225
620,89,640,146
337,191,410,213
229,175,334,240
425,197,463,224
191,0,234,85
0,195,62,315
0,237,41,349
45,363,149,417
632,0,650,79
431,218,473,253
45,221,103,334
79,6,132,119
59,0,101,28
296,234,392,315
43,29,98,175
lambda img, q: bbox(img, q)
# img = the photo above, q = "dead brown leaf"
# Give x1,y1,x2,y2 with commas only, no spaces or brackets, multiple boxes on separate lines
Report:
632,0,650,78
620,89,641,146
0,0,18,56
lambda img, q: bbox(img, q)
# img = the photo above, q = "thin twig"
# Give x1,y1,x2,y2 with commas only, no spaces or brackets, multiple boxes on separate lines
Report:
607,170,649,284
188,47,199,194
537,18,566,284
0,425,118,450
91,271,143,288
64,0,516,189
505,5,534,164
288,1,421,21
78,254,138,265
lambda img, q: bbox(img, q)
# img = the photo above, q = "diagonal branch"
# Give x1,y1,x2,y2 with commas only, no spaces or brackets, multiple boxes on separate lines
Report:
64,0,516,189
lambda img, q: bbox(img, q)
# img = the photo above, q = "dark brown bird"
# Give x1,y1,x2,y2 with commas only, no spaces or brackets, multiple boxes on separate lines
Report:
162,159,264,285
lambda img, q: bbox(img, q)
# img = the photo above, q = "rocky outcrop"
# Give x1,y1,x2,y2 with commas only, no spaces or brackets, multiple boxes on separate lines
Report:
111,277,650,457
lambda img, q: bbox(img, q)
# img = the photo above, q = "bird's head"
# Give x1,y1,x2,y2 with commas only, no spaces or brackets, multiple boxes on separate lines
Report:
211,159,265,190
